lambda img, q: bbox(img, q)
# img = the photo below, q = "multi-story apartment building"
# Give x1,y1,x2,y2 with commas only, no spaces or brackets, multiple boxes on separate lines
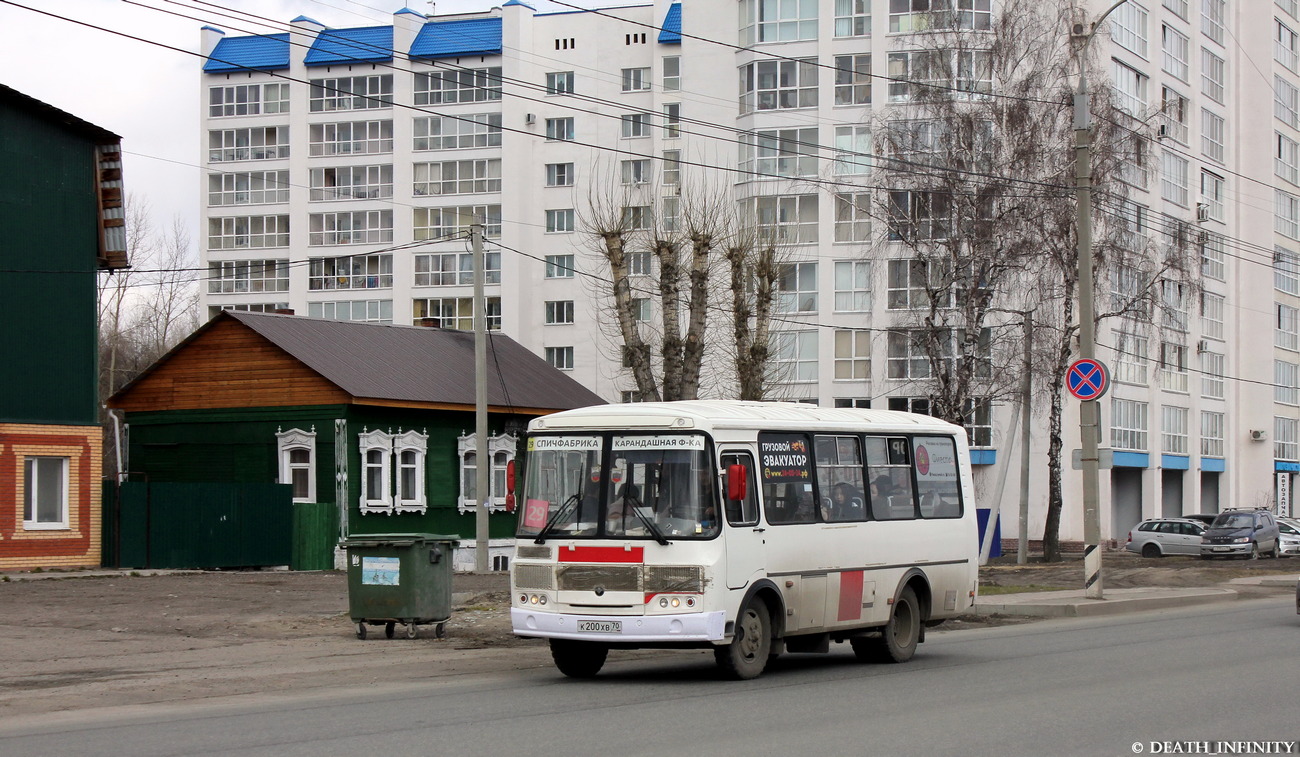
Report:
197,0,1296,547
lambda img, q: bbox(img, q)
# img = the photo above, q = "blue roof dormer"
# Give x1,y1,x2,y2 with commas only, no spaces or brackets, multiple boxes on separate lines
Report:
203,33,291,73
658,3,681,44
409,17,502,60
305,26,394,66
501,0,536,9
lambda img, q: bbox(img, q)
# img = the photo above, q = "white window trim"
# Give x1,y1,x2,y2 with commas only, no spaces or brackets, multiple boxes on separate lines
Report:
359,428,394,515
394,429,429,514
457,433,517,514
23,456,70,530
276,427,317,504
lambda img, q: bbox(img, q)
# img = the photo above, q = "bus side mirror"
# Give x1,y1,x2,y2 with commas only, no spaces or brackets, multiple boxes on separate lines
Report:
507,460,516,495
727,464,747,501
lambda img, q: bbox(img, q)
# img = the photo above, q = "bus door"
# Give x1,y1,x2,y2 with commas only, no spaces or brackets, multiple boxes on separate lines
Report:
721,451,763,590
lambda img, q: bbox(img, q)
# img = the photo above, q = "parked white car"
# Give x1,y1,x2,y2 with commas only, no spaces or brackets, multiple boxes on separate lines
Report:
1277,518,1300,557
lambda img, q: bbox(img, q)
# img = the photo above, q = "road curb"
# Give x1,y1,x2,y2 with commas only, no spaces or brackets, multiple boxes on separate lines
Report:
971,587,1240,617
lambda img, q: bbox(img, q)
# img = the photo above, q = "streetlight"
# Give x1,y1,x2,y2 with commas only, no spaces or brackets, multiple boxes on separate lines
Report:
1072,0,1128,600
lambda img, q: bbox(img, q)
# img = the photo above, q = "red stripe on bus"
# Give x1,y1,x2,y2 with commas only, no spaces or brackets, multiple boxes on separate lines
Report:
558,546,645,563
837,570,864,621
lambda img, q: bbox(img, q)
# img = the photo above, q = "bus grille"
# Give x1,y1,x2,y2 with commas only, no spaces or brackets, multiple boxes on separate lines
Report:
514,564,554,590
515,545,551,560
645,566,703,594
557,565,641,592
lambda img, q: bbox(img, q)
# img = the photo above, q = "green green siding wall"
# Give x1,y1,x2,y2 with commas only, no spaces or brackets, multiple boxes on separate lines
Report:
0,104,102,424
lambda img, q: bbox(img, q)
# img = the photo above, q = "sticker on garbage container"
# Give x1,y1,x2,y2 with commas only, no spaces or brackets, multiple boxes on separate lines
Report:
361,557,400,586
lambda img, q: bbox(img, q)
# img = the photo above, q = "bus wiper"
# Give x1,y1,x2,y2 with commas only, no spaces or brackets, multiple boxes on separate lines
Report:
534,492,580,544
626,496,670,546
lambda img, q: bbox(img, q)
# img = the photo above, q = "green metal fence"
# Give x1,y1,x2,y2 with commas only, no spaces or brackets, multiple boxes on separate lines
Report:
292,502,340,571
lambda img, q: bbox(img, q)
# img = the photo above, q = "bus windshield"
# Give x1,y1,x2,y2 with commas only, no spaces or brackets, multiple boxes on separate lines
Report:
517,432,718,540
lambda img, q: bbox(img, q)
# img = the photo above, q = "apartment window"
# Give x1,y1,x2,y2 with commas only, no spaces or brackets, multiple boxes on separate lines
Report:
1201,171,1224,222
888,330,940,380
546,346,574,370
1277,76,1300,129
776,262,818,313
1278,360,1300,405
835,0,870,37
772,330,818,382
1160,87,1189,143
833,125,872,176
834,55,872,106
751,195,819,245
1200,48,1224,103
211,303,289,318
1279,20,1300,72
308,210,392,246
1161,406,1189,454
1113,60,1148,117
309,75,392,112
835,398,872,409
413,251,501,286
208,215,289,250
1201,110,1224,164
834,330,870,380
208,82,289,117
1282,0,1299,21
413,159,502,196
663,56,680,91
1161,152,1189,206
1279,190,1300,240
412,113,502,151
628,251,652,276
887,258,949,310
739,0,818,44
1278,303,1300,351
629,297,651,322
621,390,647,403
309,165,393,201
1201,351,1225,399
662,196,680,233
546,254,575,278
545,300,575,324
1163,0,1188,18
1162,280,1188,332
663,103,681,138
413,296,501,331
1201,232,1225,280
1277,247,1300,294
208,170,289,206
1280,134,1300,186
1111,2,1149,57
546,71,574,95
621,113,652,138
546,117,575,141
834,261,871,312
741,128,819,178
662,150,681,185
1201,411,1224,457
1201,292,1224,339
413,67,502,105
622,67,651,92
1277,417,1300,461
1110,264,1146,314
1115,198,1149,250
208,127,290,162
309,120,393,156
207,259,289,294
1203,0,1225,45
414,205,501,241
1112,332,1149,386
308,253,393,291
276,429,316,503
546,163,574,187
546,209,575,233
621,159,651,185
738,59,818,114
1162,25,1189,81
309,299,394,323
622,206,651,230
1119,131,1151,188
834,193,872,243
888,190,954,241
889,0,991,32
1111,398,1149,451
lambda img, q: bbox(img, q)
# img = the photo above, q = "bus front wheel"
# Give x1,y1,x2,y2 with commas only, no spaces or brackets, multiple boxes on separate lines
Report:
852,586,920,664
715,597,771,680
549,639,608,678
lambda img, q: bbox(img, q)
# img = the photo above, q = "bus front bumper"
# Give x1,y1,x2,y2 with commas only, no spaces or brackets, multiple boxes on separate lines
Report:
511,608,726,642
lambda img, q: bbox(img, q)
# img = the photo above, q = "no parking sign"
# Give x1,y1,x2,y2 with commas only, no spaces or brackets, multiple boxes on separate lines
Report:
1067,358,1109,401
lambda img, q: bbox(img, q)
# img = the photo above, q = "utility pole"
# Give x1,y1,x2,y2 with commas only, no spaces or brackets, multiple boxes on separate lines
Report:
1073,0,1128,598
472,223,490,573
1018,311,1033,565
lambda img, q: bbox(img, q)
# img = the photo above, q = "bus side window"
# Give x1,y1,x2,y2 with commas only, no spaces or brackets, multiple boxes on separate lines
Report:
865,436,916,520
721,452,759,526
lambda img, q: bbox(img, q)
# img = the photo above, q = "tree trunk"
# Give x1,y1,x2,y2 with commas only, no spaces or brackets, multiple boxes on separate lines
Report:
679,232,712,399
655,238,684,400
602,231,659,401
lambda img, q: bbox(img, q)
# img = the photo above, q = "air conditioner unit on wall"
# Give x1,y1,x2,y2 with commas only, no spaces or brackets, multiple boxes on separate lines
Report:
1196,203,1210,222
1250,429,1268,442
1156,123,1169,139
1196,339,1210,353
525,113,536,125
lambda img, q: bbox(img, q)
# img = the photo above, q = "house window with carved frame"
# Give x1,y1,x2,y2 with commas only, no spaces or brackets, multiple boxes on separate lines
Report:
457,433,517,514
276,427,317,503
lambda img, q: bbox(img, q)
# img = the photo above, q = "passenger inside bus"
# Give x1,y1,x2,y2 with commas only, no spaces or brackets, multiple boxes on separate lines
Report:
829,482,865,521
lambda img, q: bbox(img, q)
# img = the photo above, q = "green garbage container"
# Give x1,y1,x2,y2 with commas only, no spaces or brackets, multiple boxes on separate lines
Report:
340,533,458,640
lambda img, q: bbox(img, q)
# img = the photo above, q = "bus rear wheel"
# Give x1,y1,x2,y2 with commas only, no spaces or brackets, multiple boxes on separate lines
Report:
852,586,920,664
715,597,771,680
549,639,608,678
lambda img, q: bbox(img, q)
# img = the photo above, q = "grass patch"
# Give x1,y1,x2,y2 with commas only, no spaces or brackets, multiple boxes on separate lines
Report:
979,584,1072,595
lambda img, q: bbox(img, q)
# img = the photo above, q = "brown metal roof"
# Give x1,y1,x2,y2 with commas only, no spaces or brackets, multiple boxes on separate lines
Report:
228,311,604,411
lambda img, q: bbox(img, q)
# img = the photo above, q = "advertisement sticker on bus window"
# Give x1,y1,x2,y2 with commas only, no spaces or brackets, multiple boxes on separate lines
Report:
913,437,958,482
612,435,706,450
757,433,813,482
529,436,602,452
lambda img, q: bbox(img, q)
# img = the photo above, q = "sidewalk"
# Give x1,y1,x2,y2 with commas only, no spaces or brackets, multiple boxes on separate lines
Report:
972,574,1294,618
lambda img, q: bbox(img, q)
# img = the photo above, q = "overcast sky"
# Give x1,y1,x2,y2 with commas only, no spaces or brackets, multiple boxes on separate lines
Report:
0,0,565,256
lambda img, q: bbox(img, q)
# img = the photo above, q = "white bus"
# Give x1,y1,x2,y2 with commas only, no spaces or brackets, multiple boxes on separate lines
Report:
510,401,980,679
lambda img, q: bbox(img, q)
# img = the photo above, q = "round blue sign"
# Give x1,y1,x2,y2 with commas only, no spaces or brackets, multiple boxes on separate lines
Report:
1067,358,1109,401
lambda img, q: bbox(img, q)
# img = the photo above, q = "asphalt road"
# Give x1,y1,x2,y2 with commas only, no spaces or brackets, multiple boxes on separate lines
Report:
2,596,1296,757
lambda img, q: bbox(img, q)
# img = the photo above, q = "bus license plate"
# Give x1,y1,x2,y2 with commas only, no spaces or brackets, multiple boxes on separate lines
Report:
577,620,621,634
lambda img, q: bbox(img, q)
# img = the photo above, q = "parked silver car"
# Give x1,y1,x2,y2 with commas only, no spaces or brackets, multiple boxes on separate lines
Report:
1277,517,1300,557
1126,518,1207,558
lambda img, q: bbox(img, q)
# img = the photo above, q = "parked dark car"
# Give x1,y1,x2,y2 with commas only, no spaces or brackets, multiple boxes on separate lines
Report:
1200,509,1281,559
1126,518,1206,557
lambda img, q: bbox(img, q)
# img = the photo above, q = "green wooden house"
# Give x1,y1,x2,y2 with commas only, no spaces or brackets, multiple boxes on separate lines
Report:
107,311,603,570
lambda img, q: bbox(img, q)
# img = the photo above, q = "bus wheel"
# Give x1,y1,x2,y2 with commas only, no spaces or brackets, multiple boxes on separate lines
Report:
853,587,920,664
549,639,608,678
715,597,771,680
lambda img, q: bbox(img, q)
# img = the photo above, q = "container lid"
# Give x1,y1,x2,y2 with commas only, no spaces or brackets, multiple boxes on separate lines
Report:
340,532,460,547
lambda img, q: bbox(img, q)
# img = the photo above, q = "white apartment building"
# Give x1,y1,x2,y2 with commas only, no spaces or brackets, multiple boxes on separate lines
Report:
197,0,1298,546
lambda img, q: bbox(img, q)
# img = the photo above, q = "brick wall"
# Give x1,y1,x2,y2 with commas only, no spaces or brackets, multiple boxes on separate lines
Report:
0,423,102,571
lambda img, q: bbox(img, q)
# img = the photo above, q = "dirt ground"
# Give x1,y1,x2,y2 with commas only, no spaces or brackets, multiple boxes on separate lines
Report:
0,553,1293,719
